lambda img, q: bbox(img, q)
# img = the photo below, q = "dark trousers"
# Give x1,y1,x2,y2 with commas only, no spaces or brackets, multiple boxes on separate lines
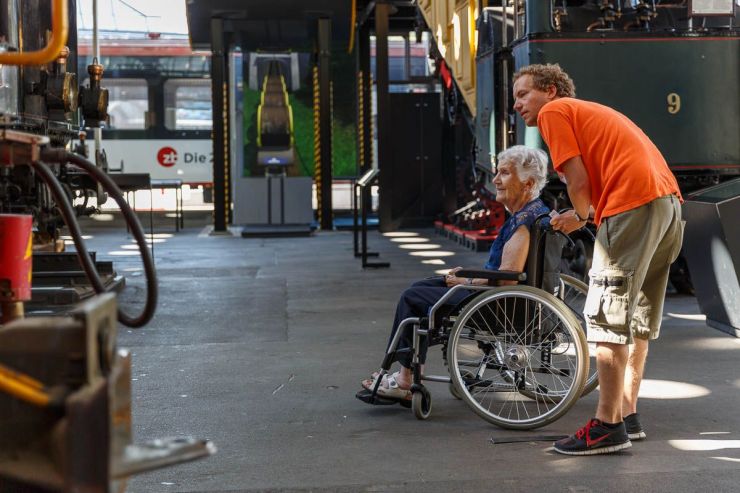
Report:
387,277,472,368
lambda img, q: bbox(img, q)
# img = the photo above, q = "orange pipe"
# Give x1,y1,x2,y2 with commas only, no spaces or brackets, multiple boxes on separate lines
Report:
0,0,68,66
347,0,356,54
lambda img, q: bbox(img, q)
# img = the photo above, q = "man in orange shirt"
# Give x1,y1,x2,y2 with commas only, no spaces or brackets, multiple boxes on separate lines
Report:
512,63,684,455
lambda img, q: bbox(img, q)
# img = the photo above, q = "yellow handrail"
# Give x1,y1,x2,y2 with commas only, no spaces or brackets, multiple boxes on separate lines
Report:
256,104,263,147
0,0,68,66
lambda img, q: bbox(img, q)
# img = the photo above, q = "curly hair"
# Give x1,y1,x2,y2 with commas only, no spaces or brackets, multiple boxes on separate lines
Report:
513,64,576,98
496,145,549,196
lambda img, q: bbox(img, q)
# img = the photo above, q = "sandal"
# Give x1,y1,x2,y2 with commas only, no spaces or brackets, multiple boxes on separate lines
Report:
361,371,384,391
362,371,411,400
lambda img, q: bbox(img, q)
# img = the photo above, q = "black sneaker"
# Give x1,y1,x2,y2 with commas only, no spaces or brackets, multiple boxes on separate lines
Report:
624,413,646,441
553,419,632,456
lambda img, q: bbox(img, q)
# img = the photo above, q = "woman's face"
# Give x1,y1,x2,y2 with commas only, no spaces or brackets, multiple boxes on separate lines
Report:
493,160,529,209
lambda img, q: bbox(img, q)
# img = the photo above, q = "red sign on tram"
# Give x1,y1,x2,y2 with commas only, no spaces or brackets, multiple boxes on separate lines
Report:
157,146,178,167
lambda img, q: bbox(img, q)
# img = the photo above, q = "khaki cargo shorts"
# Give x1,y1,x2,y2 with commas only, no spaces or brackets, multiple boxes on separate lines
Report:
585,195,684,345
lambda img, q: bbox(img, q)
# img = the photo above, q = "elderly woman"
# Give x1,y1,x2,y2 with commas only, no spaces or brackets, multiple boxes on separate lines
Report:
360,145,550,402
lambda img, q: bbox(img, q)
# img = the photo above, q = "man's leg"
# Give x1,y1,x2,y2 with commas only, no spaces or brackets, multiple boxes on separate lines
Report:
622,338,649,417
554,339,632,455
595,342,629,424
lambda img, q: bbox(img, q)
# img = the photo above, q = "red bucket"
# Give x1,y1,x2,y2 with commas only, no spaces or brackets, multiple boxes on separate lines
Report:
0,214,33,302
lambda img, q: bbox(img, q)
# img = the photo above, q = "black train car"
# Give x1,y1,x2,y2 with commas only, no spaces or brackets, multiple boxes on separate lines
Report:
474,1,740,195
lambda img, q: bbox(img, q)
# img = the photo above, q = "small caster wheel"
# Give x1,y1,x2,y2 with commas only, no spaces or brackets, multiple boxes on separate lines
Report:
412,385,432,420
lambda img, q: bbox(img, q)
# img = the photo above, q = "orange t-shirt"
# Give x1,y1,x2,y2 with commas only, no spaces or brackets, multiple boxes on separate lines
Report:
537,98,682,225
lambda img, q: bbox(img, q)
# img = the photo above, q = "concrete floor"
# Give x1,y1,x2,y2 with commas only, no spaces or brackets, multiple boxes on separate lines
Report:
76,214,740,492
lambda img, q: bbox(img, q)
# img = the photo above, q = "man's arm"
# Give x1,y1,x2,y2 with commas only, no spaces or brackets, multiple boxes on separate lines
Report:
551,155,592,234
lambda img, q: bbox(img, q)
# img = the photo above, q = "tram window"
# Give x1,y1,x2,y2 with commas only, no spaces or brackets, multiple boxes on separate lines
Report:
164,79,213,130
370,34,430,81
102,78,148,129
409,32,430,78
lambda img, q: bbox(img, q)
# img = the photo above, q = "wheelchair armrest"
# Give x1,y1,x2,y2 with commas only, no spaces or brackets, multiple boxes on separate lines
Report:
455,269,526,283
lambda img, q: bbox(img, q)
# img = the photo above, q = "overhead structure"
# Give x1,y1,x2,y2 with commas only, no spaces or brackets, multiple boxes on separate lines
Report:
185,0,354,232
351,1,449,232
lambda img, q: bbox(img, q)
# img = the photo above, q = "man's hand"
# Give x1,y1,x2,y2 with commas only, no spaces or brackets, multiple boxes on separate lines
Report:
550,210,586,235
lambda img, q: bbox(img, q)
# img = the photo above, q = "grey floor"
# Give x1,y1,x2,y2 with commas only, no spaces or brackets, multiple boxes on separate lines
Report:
76,214,740,492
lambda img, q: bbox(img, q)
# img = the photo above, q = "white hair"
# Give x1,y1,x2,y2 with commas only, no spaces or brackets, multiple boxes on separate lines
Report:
495,145,549,196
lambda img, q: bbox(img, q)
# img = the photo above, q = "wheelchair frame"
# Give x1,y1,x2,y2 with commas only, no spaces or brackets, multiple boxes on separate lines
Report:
357,217,596,430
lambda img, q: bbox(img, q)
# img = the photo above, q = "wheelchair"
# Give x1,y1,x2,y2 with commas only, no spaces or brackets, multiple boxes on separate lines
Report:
357,216,598,430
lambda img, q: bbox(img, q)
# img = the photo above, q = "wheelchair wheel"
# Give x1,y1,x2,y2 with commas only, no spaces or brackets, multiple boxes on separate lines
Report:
447,286,588,430
558,274,599,397
412,385,432,420
449,369,474,400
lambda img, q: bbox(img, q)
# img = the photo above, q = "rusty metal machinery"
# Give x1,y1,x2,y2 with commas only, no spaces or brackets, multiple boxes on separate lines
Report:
0,1,214,490
0,214,32,323
78,60,110,127
0,293,215,492
0,0,121,313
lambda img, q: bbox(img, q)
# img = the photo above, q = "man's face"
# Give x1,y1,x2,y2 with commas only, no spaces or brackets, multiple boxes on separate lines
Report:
513,75,555,127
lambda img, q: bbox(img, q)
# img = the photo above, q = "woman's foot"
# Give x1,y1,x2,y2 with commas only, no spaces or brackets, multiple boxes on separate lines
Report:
361,369,413,393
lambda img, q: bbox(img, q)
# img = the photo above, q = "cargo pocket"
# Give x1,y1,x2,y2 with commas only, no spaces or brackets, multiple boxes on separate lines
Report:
584,271,632,328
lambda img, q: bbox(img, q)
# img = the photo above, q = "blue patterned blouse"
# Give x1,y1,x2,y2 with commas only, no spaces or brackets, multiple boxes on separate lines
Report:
484,198,550,270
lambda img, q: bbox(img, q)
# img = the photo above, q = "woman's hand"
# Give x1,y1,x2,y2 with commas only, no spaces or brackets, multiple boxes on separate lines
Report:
445,266,465,287
445,266,477,287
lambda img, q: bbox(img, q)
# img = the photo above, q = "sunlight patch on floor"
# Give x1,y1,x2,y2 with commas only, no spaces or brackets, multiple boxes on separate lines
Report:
666,312,706,321
710,456,740,463
409,251,456,257
390,237,429,243
398,244,441,250
90,213,115,222
637,379,710,399
60,235,93,240
668,440,740,451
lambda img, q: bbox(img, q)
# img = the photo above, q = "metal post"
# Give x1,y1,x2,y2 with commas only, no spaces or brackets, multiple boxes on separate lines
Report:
92,0,103,169
361,175,389,269
501,1,509,151
353,180,359,255
210,17,230,232
375,1,392,231
354,22,372,257
317,17,333,230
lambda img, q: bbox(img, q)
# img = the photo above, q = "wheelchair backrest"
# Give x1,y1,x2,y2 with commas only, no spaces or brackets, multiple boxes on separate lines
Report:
525,216,568,294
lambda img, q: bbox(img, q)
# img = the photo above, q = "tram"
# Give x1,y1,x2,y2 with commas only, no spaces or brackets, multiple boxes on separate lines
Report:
78,37,213,185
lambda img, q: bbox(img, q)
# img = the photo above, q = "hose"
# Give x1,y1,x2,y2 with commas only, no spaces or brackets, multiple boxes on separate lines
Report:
34,150,157,328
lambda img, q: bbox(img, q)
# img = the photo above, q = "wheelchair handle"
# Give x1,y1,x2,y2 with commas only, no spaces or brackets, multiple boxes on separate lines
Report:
555,209,597,242
535,213,576,249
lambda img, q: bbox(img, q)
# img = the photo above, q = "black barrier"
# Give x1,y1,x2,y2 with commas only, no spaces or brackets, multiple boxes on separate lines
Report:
682,178,740,337
352,169,389,269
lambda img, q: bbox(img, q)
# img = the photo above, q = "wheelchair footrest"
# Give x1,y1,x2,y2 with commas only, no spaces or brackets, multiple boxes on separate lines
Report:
355,389,412,408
